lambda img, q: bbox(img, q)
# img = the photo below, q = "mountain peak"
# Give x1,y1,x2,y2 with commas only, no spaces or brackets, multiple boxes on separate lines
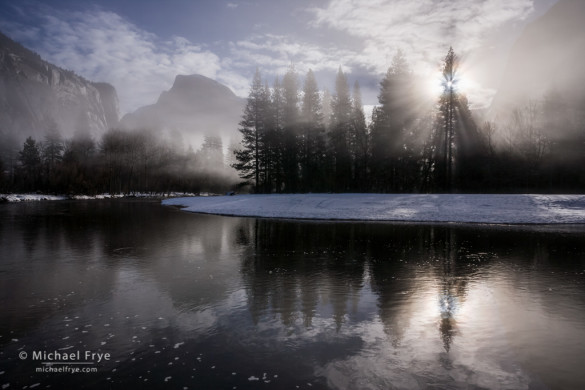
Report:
120,74,244,140
156,74,240,107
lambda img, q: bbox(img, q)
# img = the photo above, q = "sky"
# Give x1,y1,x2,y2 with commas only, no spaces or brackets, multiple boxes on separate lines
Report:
0,0,558,116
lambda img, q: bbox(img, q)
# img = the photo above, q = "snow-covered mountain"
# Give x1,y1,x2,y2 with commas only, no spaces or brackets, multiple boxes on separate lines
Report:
120,74,245,142
0,31,119,145
490,0,585,117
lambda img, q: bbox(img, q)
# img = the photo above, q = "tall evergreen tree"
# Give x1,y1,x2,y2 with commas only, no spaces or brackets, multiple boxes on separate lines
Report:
281,66,300,192
267,76,285,192
321,88,333,130
18,136,42,190
200,135,224,169
43,120,64,188
330,67,353,191
300,69,326,191
350,81,369,191
370,50,415,192
426,47,485,192
233,69,269,192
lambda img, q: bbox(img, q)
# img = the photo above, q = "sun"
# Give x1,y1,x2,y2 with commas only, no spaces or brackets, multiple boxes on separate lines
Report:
425,71,471,99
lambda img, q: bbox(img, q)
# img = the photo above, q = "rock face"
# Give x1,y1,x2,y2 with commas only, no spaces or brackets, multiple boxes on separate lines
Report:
490,0,585,116
120,74,245,141
0,31,119,144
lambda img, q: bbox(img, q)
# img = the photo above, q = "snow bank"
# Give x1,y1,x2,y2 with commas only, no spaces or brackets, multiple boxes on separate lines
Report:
162,193,585,224
0,194,68,202
1,192,198,203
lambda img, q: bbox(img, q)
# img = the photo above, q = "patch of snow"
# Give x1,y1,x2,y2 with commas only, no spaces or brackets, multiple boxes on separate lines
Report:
0,194,67,202
0,192,199,202
162,194,585,224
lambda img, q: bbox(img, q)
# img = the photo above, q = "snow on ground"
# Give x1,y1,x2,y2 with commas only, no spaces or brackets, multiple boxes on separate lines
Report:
0,194,68,202
163,193,585,224
0,192,198,202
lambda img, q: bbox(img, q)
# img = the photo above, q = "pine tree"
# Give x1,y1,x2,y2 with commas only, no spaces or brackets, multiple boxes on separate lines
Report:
370,50,414,192
281,65,300,192
266,77,285,192
200,135,224,169
18,136,42,190
321,88,333,130
300,69,325,191
233,69,269,192
428,47,485,192
330,67,353,191
351,81,369,191
42,121,64,189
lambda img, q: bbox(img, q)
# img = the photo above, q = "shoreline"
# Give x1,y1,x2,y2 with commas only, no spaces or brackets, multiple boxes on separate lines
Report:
0,192,199,203
162,193,585,225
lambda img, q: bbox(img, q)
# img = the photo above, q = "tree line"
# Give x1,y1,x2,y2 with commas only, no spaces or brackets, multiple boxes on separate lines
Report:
1,124,237,195
2,48,584,196
233,48,585,193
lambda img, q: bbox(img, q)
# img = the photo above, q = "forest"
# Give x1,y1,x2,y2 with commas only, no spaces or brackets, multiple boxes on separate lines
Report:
1,126,236,195
1,48,584,196
234,48,585,194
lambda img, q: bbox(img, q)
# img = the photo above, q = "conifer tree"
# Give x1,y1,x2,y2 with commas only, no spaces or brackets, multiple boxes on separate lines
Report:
43,120,64,188
18,136,42,190
233,69,269,192
281,66,300,192
321,88,333,130
370,50,414,192
300,69,325,191
428,47,485,192
267,76,285,192
330,67,353,191
351,81,369,191
200,135,224,169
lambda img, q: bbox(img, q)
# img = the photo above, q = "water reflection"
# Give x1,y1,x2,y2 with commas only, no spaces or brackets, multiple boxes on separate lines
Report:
1,201,585,389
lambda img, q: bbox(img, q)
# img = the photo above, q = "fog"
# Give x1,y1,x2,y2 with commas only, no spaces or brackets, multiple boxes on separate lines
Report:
2,0,585,194
489,0,585,122
119,74,245,149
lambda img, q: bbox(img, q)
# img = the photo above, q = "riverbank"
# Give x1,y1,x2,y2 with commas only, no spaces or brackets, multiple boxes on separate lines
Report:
163,193,585,224
0,192,199,203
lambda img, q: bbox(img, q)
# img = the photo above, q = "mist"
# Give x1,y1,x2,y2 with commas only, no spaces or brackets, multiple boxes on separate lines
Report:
2,0,585,195
5,126,240,195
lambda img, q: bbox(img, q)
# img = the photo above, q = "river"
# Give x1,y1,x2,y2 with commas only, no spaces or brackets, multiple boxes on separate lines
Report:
1,200,585,389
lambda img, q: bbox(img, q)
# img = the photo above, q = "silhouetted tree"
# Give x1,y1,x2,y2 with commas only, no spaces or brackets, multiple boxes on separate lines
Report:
42,121,64,190
281,66,300,192
370,50,416,192
350,81,369,191
330,67,353,191
300,69,327,191
426,48,486,192
233,69,269,192
265,76,285,192
18,136,42,191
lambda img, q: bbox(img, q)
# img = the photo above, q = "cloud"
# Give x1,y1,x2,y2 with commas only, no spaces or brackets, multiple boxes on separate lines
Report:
0,5,236,115
0,0,536,112
229,34,356,78
308,0,534,107
311,0,533,64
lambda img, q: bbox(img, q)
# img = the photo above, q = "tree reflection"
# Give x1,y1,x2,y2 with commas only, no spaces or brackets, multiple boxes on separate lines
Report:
242,220,366,330
240,221,496,352
436,228,467,352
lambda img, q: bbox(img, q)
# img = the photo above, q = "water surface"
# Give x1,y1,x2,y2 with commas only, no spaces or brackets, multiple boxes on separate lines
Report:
1,200,585,389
